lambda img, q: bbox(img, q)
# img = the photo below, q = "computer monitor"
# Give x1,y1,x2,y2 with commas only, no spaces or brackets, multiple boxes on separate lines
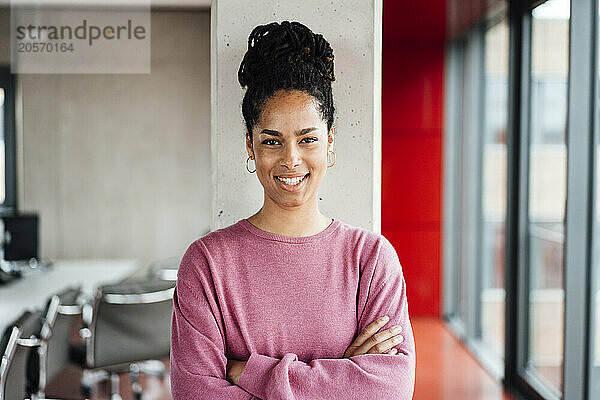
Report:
0,213,39,261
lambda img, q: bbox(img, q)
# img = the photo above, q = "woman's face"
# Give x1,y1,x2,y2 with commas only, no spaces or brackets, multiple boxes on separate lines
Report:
246,89,333,210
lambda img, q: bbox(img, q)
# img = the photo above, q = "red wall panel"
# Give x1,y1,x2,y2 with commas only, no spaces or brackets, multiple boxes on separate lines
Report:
381,39,444,317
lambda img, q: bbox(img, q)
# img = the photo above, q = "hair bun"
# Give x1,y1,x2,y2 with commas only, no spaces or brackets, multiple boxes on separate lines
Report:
238,21,335,88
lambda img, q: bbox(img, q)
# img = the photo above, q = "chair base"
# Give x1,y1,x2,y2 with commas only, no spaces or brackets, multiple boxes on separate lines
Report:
80,360,166,399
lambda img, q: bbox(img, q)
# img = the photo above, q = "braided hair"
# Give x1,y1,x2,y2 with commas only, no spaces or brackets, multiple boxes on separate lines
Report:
238,21,335,140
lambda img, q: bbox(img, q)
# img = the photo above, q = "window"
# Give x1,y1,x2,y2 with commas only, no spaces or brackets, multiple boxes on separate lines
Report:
524,1,569,395
481,17,509,363
443,6,509,379
444,1,600,399
0,66,16,209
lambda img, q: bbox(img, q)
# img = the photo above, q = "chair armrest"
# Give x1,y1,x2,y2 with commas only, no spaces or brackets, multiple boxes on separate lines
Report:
17,337,41,347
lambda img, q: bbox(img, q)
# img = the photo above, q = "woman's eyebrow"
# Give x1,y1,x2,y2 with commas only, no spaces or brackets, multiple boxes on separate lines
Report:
260,127,318,136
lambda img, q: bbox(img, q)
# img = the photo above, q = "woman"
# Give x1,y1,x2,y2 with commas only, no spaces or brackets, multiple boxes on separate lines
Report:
170,21,415,399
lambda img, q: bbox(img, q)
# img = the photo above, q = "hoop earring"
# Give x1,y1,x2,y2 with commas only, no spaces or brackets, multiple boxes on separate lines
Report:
327,150,336,168
246,156,256,173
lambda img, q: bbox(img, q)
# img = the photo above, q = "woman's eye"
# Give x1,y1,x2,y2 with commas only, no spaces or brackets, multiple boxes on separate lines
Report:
301,137,318,144
262,139,280,146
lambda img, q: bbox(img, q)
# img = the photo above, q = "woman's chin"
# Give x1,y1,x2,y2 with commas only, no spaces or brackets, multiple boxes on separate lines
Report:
265,191,309,209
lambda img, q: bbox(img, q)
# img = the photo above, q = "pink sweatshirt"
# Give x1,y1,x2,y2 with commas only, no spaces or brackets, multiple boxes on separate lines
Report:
170,218,416,400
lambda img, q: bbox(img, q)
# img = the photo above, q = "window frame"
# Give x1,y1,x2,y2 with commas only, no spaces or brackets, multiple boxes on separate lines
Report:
511,1,595,399
0,66,17,210
514,4,563,399
442,38,464,323
592,0,600,392
443,10,509,383
443,0,599,399
561,0,596,398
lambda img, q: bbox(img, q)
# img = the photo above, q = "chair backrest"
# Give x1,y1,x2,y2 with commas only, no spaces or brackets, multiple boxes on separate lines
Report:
89,279,174,369
44,287,82,384
147,255,182,281
0,310,42,400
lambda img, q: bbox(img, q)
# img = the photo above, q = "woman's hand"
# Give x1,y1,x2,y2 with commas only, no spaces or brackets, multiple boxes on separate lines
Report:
343,316,403,358
226,358,247,386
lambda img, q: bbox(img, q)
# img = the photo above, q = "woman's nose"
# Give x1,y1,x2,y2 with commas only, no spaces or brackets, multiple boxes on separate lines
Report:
281,143,302,169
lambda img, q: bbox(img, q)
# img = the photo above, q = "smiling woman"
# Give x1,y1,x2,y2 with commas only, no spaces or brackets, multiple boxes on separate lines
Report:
246,90,333,215
170,21,416,400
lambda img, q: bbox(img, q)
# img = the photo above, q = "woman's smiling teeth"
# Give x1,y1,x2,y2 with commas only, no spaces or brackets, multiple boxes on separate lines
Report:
276,174,308,186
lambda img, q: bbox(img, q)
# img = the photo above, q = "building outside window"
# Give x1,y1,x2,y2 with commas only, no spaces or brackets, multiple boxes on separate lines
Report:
525,0,569,395
481,17,509,364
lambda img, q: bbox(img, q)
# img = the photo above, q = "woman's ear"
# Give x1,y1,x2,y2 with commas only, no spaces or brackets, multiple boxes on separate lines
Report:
245,131,254,159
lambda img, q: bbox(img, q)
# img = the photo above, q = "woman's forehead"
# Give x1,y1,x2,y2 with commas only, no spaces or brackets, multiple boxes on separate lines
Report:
257,91,326,131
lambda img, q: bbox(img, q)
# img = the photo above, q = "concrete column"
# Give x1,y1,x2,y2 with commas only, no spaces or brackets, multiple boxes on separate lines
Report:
211,0,382,232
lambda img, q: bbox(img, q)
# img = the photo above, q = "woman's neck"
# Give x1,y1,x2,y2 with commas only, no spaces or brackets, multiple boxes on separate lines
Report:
247,199,332,237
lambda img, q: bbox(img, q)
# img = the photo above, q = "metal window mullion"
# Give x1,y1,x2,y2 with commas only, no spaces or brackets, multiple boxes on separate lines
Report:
563,0,596,399
505,2,550,399
451,40,464,322
512,10,557,400
455,29,486,339
442,40,463,320
516,9,533,382
504,0,524,390
475,23,487,341
589,2,600,399
455,37,470,333
458,36,470,328
466,26,486,341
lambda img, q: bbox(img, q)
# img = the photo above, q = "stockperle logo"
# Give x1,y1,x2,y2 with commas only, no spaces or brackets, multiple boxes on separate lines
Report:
11,0,151,74
15,19,147,46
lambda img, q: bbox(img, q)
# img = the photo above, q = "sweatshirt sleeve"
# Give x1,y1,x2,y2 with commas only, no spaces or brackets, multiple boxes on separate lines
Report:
236,236,416,400
170,241,260,400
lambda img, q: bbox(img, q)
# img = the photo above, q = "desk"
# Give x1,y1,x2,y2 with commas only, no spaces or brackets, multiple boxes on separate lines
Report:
0,259,141,333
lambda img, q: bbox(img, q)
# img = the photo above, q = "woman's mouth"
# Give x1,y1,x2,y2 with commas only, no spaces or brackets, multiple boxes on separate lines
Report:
275,173,309,191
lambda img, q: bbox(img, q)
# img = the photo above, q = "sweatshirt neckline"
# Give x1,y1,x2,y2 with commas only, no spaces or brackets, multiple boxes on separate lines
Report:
238,218,341,243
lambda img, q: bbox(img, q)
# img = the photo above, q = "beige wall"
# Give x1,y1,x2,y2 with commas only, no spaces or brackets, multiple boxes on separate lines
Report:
1,10,211,264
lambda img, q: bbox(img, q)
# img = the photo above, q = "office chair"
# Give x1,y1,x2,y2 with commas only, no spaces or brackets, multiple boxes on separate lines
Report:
1,288,82,400
147,255,182,282
37,287,83,399
1,288,83,400
75,279,175,400
0,310,44,400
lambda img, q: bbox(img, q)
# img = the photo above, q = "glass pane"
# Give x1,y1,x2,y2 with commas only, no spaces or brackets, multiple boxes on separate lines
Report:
527,0,569,395
480,18,508,361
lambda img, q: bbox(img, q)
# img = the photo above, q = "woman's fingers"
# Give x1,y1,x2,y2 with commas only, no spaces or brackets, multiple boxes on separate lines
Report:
354,321,403,355
344,316,404,358
364,333,404,354
350,316,390,348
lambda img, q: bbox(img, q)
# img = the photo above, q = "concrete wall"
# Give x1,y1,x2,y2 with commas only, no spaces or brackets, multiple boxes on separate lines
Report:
0,9,211,264
211,0,382,231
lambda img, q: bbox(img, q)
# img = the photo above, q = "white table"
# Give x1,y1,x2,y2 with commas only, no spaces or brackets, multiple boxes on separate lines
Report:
0,259,141,333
